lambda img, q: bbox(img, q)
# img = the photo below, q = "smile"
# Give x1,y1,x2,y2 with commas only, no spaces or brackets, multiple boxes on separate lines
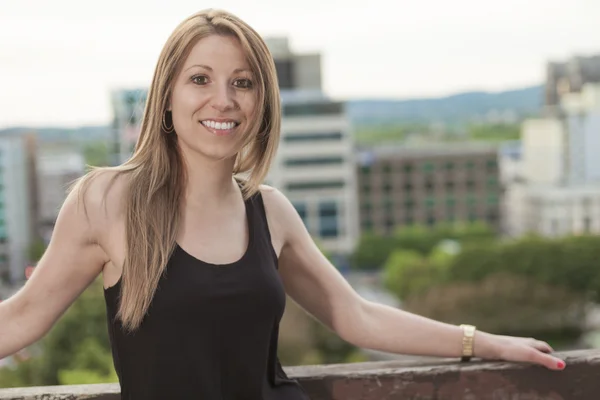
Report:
201,119,240,130
200,119,240,137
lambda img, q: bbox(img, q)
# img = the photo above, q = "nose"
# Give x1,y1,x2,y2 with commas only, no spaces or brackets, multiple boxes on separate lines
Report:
211,83,237,113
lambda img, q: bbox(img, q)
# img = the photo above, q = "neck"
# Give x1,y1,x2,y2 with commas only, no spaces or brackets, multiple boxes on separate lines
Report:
181,151,239,207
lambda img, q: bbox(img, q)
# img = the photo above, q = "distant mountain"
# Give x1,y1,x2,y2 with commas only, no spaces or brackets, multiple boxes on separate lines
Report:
345,85,544,126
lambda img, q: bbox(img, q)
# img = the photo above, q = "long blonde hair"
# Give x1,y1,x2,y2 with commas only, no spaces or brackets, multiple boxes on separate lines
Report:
74,9,281,332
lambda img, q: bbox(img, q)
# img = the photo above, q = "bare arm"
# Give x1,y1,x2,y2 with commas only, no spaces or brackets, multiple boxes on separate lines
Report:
0,175,110,359
261,186,566,371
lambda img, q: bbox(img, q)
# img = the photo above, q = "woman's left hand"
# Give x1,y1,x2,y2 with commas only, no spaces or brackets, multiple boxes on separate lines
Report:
475,331,566,371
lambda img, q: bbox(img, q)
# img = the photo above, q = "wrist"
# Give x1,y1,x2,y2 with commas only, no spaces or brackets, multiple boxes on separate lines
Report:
473,330,497,359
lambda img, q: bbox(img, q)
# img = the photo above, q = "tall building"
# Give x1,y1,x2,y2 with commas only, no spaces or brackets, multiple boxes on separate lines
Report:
356,143,501,234
36,146,86,243
504,81,600,237
0,133,37,284
268,99,359,254
111,88,147,163
520,118,566,185
265,37,359,255
264,37,322,92
545,54,600,107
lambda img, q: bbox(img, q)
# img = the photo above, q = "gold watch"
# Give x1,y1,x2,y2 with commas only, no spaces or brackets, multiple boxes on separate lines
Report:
459,324,476,362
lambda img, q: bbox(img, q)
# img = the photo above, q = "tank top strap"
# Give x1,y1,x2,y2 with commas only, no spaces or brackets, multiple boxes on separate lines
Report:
246,188,279,264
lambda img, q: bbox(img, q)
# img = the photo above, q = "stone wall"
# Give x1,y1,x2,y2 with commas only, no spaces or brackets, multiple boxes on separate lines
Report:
0,349,598,400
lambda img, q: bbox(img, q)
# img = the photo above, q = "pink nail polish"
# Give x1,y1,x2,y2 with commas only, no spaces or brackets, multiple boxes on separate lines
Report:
557,361,565,369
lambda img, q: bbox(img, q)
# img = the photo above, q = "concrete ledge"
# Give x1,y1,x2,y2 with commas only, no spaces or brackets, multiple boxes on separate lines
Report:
1,349,599,399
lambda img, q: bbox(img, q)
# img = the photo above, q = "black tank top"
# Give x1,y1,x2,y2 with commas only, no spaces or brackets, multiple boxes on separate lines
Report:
104,191,310,400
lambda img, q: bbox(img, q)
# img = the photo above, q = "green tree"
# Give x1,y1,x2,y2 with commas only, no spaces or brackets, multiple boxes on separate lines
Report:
350,232,399,271
0,278,115,387
383,250,445,301
83,141,111,167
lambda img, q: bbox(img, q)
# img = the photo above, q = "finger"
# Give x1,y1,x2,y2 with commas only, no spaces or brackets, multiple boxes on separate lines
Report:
518,346,565,370
531,340,554,353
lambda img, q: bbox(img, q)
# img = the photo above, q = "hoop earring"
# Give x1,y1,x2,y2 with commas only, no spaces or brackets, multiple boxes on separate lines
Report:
162,110,174,133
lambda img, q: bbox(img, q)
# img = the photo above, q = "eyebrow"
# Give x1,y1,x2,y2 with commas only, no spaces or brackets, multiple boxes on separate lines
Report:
185,64,250,74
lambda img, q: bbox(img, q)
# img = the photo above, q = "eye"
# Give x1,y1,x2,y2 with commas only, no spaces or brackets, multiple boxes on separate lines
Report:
191,75,209,85
233,79,253,89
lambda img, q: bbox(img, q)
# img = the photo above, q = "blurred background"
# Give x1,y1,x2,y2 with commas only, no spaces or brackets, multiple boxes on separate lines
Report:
1,0,600,389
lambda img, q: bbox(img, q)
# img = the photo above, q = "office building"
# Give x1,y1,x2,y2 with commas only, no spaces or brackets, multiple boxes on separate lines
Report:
504,81,600,237
0,133,37,284
36,147,86,242
111,88,147,163
545,54,600,107
356,143,501,234
265,37,359,255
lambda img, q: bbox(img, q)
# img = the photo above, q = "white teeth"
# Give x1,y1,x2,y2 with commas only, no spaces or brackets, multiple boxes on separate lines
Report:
202,120,237,130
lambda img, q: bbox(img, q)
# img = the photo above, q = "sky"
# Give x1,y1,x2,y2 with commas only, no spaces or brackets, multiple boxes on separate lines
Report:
0,0,599,128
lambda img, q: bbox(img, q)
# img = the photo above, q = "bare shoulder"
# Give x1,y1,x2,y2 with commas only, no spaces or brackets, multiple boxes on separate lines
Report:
68,168,129,240
258,184,305,249
258,184,294,219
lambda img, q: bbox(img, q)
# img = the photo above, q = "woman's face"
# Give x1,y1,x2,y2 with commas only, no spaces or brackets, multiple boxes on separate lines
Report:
170,34,257,163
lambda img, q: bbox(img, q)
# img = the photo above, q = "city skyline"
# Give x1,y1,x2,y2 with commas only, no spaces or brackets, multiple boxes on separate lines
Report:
1,0,599,128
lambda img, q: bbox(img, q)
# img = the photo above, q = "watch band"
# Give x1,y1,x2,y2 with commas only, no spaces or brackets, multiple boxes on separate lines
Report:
460,324,476,362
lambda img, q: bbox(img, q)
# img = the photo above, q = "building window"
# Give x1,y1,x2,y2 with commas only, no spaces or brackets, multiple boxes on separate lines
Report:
318,201,339,238
446,196,456,208
283,102,344,117
403,164,414,174
385,217,395,233
487,177,497,188
426,214,436,226
445,162,454,172
362,219,373,232
425,197,436,209
284,132,343,142
383,197,394,213
284,156,344,167
383,182,393,194
287,180,345,191
425,179,435,193
274,59,295,89
487,159,498,171
422,162,435,173
466,160,476,170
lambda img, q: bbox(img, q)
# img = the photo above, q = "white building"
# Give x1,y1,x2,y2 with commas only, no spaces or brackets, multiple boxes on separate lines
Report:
265,37,359,256
520,118,566,185
268,99,359,254
519,185,600,237
0,133,37,284
504,83,600,237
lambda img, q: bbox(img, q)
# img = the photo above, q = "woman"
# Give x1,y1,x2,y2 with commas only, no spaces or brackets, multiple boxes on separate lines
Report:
0,8,565,400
